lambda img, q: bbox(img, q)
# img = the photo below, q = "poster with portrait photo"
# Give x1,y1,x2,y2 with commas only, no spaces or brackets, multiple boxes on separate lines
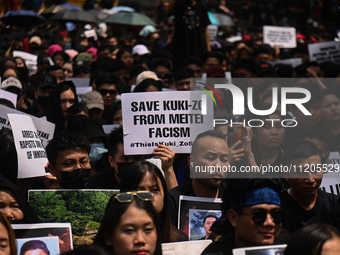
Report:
12,223,72,254
178,195,222,236
16,236,59,255
189,209,221,240
233,244,287,255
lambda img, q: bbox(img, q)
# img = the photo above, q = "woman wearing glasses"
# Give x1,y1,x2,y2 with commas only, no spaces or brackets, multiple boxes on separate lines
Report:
94,191,162,255
120,161,187,243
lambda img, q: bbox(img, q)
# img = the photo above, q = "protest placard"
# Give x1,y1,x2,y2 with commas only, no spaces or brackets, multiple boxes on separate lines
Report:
66,77,90,87
76,86,92,102
8,114,48,178
28,189,119,245
208,25,218,42
12,223,73,254
17,236,60,255
13,51,37,76
0,105,55,147
268,58,302,68
308,41,340,64
320,151,340,196
178,195,222,236
162,240,212,255
263,26,296,48
189,209,221,240
122,91,214,155
0,89,17,107
232,244,287,255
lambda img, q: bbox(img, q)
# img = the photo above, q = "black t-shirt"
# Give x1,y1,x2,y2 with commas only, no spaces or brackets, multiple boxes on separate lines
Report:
201,237,235,255
168,180,225,226
281,189,340,233
85,167,120,190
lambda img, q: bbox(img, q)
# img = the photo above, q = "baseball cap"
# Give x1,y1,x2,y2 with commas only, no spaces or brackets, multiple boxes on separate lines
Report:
81,91,104,110
136,71,160,86
132,44,150,56
76,52,93,62
73,60,91,72
29,36,42,46
36,73,57,89
1,77,22,90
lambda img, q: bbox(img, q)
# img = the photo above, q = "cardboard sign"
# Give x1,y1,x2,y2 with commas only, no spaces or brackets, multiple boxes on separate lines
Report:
122,91,214,155
12,223,73,254
308,41,340,64
0,89,17,107
76,86,92,102
0,105,55,147
178,195,222,236
268,58,302,68
208,25,218,41
8,114,48,179
320,151,340,195
263,26,296,48
13,51,38,76
162,240,212,255
17,236,60,255
66,77,90,87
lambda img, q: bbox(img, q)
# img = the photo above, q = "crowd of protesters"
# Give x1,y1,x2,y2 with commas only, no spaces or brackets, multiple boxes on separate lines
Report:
0,0,340,254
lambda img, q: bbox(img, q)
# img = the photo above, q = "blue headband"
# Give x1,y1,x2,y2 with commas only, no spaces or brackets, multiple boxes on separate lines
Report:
235,187,281,208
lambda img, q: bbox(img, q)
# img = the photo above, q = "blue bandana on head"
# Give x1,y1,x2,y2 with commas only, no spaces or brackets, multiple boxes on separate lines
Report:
235,187,281,208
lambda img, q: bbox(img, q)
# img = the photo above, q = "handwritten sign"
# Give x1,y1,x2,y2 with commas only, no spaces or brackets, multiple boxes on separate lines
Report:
263,26,296,48
8,114,47,178
308,41,340,64
122,91,214,155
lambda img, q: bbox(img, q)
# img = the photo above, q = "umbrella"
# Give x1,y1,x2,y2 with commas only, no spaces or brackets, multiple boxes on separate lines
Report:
0,10,45,26
41,5,68,17
49,9,98,23
111,6,135,12
57,3,82,10
212,13,234,27
103,11,156,26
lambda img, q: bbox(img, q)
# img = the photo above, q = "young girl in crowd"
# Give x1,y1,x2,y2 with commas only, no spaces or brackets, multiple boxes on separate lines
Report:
120,161,187,242
94,191,162,255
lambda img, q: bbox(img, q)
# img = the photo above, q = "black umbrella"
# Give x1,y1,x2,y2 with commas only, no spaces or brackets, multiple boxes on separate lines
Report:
0,10,45,27
49,9,98,23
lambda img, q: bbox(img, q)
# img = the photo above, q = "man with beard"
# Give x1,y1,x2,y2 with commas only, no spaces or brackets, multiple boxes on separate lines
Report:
45,132,92,189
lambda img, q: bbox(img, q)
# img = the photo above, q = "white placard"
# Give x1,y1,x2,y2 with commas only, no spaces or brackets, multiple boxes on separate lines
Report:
208,25,218,42
8,114,47,179
102,124,120,134
308,41,340,64
320,151,340,196
0,105,55,147
122,91,214,155
66,77,90,87
162,240,212,255
263,26,296,48
226,35,242,43
76,86,92,102
233,244,287,255
268,58,303,68
13,50,37,75
84,29,98,41
0,89,17,107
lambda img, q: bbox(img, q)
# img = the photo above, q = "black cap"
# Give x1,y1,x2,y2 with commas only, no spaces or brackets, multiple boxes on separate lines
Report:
37,73,57,89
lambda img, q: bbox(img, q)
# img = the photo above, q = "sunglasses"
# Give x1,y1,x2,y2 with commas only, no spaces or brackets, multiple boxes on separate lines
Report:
115,191,154,203
99,89,117,96
240,208,282,225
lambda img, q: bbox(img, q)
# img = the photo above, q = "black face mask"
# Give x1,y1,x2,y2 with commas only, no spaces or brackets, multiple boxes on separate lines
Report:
116,162,134,180
37,96,49,107
60,168,91,189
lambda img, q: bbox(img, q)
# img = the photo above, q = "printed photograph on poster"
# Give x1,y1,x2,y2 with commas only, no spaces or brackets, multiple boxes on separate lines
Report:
178,195,222,236
16,236,60,255
12,223,72,254
232,244,287,255
28,189,119,245
189,209,221,240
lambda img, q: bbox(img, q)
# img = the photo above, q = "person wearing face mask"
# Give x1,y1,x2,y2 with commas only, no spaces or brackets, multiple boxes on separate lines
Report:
26,73,57,117
45,132,92,189
66,115,110,175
